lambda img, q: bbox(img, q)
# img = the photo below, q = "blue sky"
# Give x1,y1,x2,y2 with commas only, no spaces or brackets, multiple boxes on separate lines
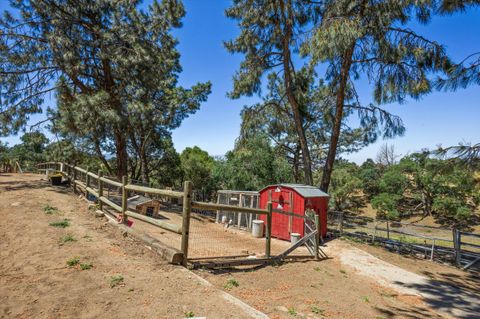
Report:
1,1,479,164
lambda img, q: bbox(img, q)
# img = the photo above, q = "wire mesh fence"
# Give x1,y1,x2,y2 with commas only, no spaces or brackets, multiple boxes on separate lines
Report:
188,208,268,259
328,211,480,268
216,190,260,230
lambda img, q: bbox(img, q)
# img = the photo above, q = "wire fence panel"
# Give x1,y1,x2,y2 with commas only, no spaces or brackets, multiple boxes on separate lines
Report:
328,211,480,268
188,208,267,259
216,191,260,231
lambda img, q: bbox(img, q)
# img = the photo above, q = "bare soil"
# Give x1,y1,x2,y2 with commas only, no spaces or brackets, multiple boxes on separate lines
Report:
0,174,263,319
1,174,477,319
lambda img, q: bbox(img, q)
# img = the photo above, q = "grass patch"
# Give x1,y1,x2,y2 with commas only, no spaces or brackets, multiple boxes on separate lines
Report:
80,262,93,270
49,219,70,228
88,204,99,211
339,269,347,274
43,204,59,215
110,275,124,288
287,306,296,316
361,296,370,303
311,306,324,315
60,234,76,244
184,311,195,318
224,278,239,290
66,256,80,267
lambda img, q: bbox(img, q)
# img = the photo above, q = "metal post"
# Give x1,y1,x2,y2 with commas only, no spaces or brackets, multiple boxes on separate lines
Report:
181,181,193,266
238,193,243,229
314,214,320,261
453,229,461,267
265,202,272,258
430,239,435,261
98,170,103,211
339,212,344,236
372,221,377,243
122,176,128,224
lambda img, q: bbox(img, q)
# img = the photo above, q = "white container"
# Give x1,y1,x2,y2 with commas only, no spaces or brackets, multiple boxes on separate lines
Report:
252,220,264,238
221,215,228,224
290,233,301,245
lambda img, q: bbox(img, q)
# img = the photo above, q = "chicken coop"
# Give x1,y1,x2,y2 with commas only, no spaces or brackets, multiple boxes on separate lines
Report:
258,184,329,241
215,190,260,230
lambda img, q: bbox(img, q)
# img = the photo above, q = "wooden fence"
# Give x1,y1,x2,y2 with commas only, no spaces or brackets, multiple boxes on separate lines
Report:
38,162,316,267
328,211,480,270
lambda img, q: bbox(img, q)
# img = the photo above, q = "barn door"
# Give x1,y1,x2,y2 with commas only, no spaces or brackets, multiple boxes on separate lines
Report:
269,188,293,240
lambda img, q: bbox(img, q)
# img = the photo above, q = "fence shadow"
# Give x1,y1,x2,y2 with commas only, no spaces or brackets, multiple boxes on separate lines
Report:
194,255,329,274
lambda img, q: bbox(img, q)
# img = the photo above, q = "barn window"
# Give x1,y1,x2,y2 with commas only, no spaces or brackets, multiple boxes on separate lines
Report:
146,206,154,217
277,195,284,210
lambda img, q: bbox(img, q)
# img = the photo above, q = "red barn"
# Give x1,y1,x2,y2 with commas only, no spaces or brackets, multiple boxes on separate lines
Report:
258,184,329,241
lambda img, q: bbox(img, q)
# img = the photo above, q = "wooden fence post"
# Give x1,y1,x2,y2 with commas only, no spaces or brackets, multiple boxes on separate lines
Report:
86,167,90,200
265,202,272,258
122,176,128,224
181,181,193,266
98,170,103,211
314,214,320,261
73,167,77,193
386,220,390,240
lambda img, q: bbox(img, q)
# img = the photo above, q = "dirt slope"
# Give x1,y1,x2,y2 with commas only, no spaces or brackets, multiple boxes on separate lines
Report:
0,174,264,319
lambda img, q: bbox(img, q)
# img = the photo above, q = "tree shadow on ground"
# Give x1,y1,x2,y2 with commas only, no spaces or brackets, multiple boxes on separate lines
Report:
0,179,72,195
391,270,480,319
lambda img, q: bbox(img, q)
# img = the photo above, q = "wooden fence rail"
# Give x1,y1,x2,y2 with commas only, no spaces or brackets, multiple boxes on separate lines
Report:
36,162,278,267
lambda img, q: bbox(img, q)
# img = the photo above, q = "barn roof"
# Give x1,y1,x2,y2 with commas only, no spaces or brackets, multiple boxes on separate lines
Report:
127,195,155,207
261,184,329,198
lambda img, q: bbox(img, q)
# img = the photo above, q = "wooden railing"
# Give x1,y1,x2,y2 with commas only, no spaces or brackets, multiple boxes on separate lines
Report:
37,162,275,265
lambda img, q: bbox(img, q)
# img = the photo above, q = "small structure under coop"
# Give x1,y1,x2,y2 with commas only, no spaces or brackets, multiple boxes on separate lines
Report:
215,190,260,230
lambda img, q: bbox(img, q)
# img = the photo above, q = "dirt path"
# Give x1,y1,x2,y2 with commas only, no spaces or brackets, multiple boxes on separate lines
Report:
0,174,266,319
327,240,479,319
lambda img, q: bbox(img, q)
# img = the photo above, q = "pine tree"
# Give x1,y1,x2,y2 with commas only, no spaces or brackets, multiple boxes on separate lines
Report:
238,69,376,183
303,0,451,192
0,0,211,180
434,0,480,163
225,0,318,185
226,0,406,187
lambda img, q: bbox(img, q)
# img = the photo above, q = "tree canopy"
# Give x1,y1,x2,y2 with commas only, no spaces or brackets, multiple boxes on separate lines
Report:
0,0,211,179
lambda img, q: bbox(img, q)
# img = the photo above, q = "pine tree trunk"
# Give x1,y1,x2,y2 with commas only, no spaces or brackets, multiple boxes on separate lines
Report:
140,146,150,184
279,0,313,185
114,130,128,181
320,45,355,192
293,147,300,183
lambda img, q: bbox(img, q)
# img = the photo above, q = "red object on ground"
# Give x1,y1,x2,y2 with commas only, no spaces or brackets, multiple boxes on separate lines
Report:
258,184,329,241
126,219,133,227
